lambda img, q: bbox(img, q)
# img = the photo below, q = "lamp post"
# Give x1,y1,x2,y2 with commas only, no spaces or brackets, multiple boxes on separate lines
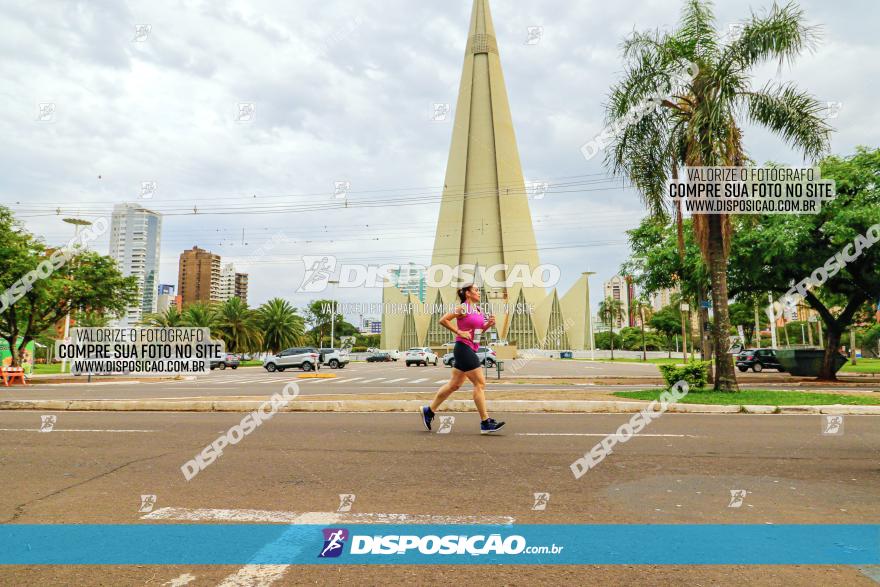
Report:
61,217,92,373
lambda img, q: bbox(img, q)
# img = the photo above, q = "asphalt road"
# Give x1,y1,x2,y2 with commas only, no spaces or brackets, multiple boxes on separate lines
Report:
6,361,874,401
1,410,878,585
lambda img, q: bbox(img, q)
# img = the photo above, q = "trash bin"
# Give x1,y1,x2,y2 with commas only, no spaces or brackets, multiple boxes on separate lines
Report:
776,349,847,377
560,351,573,359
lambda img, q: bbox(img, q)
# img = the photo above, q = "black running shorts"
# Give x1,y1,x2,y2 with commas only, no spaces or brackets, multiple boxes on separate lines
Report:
452,341,481,372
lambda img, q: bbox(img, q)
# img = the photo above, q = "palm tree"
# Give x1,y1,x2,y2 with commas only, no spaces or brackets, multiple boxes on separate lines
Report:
181,303,217,330
599,297,624,360
257,298,304,354
606,0,830,391
142,306,184,328
214,297,261,354
632,297,653,361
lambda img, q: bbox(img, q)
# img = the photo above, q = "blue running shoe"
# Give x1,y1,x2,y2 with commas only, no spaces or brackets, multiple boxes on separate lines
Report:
421,406,435,431
480,418,505,434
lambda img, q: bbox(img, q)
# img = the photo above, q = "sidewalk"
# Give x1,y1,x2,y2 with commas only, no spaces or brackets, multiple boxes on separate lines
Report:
3,395,879,415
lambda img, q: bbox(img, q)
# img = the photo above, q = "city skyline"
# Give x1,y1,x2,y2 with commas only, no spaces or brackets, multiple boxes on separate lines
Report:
3,0,876,322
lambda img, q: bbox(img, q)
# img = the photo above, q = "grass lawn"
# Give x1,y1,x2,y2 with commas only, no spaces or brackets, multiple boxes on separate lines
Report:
614,388,880,405
839,358,880,374
32,363,63,375
239,359,264,367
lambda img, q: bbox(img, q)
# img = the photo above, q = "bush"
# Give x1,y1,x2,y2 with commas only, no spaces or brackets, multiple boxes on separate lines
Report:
352,346,368,352
658,360,710,389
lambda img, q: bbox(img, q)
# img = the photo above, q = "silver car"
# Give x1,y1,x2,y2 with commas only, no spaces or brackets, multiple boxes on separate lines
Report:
263,347,321,372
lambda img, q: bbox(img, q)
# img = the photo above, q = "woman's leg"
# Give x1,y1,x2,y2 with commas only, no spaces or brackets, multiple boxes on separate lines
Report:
429,369,467,412
464,367,488,421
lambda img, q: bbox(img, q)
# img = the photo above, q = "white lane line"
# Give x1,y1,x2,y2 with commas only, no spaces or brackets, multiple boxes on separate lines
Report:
0,428,157,433
359,378,386,383
144,506,516,587
515,432,700,438
333,377,362,384
434,380,447,384
142,506,514,525
410,378,429,383
385,378,408,384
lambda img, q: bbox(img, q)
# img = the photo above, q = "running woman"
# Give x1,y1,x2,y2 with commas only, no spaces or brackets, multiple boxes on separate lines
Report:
421,284,505,434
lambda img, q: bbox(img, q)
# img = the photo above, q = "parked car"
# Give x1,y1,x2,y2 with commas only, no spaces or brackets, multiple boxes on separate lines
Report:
736,348,785,373
210,354,240,370
366,352,392,363
442,346,497,368
405,347,438,367
383,349,401,361
319,348,350,369
262,348,321,372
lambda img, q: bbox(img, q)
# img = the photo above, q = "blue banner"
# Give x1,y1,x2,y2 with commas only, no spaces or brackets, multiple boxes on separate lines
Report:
1,525,878,565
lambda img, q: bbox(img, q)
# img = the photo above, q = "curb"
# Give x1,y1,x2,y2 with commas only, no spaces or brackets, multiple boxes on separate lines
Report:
2,399,879,415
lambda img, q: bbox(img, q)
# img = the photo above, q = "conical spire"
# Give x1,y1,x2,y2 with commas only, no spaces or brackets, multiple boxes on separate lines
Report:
429,0,545,340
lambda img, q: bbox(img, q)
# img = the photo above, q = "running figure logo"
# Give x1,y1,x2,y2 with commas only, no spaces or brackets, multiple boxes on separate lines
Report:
437,416,455,434
39,415,57,432
138,494,157,513
728,489,747,508
821,415,844,435
337,494,355,512
318,528,349,558
532,492,550,511
298,256,336,293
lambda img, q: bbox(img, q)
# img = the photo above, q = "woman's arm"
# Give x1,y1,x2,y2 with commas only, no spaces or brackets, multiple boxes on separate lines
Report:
439,305,470,340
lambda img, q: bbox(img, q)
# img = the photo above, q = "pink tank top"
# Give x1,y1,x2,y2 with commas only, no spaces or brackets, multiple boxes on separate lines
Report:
455,302,487,351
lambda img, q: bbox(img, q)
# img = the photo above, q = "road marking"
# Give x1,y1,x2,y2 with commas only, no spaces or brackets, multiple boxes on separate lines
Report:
334,377,362,384
360,378,386,383
0,428,157,433
385,378,408,383
145,506,515,586
163,573,196,586
515,432,700,438
434,379,447,384
143,507,514,525
410,378,429,383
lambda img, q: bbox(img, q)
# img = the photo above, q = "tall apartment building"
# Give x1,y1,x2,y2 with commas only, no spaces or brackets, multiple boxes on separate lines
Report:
178,246,221,305
109,203,162,326
602,275,631,330
388,262,427,303
234,272,249,304
218,263,236,301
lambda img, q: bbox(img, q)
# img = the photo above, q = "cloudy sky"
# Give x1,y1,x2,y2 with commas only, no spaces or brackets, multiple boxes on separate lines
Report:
2,0,877,321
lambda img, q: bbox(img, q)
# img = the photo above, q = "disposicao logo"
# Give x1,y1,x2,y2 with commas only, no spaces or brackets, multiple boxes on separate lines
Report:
318,528,348,558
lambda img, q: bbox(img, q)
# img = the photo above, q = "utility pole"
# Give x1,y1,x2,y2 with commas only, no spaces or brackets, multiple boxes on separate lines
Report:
754,305,761,348
328,279,339,348
850,328,858,365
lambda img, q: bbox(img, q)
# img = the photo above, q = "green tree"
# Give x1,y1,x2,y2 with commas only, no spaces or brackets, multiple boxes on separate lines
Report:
142,307,184,328
606,0,830,390
181,303,217,330
631,297,653,360
650,305,683,358
0,207,138,366
257,298,304,354
214,297,261,354
728,148,880,379
304,299,345,346
598,297,625,359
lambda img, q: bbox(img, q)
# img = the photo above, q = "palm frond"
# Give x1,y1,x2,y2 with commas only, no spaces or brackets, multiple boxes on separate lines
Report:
744,82,832,161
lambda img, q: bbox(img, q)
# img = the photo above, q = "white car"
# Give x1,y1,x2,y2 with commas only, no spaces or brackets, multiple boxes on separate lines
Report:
383,349,401,361
405,347,438,367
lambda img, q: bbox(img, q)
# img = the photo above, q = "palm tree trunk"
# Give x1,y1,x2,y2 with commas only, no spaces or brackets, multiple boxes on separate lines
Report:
610,324,615,360
640,308,647,361
707,216,738,392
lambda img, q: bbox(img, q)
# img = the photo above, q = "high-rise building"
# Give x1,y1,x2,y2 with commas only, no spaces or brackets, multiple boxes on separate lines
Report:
650,286,678,312
109,203,162,326
603,275,630,330
178,246,221,305
156,284,179,314
234,272,249,304
381,0,592,350
218,263,236,302
389,263,427,303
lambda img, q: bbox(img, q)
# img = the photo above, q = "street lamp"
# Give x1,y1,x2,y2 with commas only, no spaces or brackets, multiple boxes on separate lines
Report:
61,217,93,373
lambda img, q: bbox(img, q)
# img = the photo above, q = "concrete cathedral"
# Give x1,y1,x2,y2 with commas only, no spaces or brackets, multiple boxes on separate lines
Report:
381,0,593,351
